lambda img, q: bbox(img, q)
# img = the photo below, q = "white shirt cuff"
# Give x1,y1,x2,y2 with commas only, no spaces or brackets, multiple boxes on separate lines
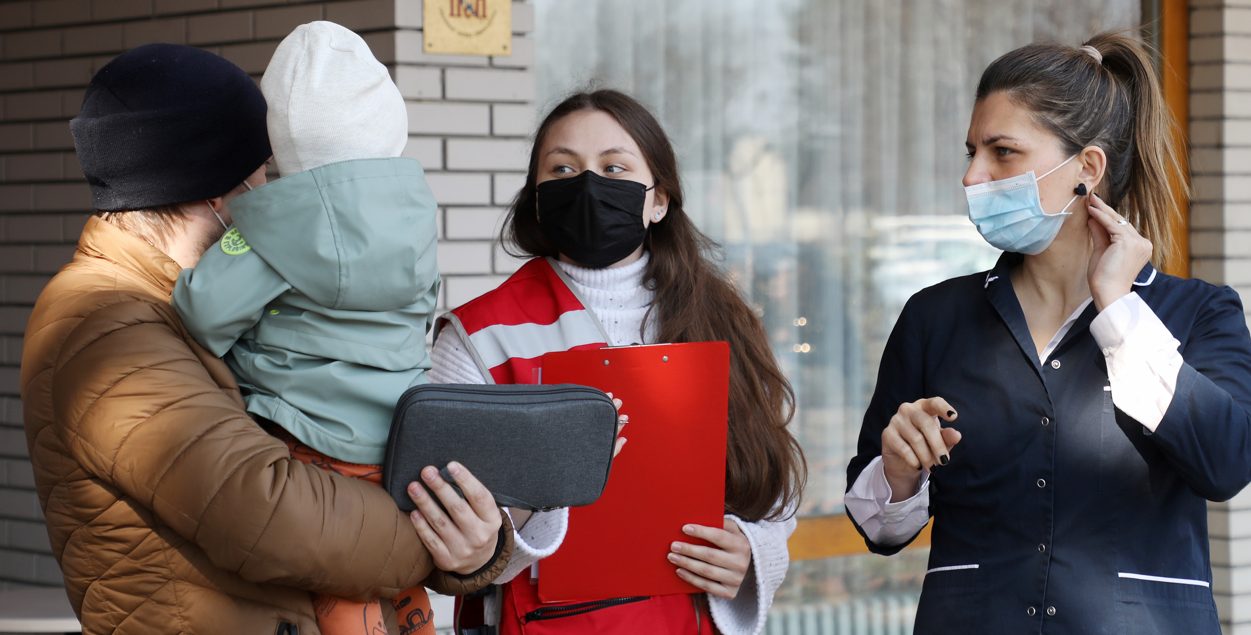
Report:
844,456,930,546
1089,292,1183,432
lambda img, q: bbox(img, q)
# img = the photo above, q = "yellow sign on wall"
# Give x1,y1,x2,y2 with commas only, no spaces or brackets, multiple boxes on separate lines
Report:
423,0,512,57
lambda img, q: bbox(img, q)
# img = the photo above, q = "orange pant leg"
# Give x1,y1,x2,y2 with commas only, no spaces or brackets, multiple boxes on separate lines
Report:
283,435,435,635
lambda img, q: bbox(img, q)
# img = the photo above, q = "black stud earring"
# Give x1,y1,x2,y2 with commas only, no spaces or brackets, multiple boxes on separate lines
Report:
1074,183,1088,196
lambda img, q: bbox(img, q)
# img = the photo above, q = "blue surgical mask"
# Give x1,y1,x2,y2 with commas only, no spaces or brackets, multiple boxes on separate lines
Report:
965,155,1081,255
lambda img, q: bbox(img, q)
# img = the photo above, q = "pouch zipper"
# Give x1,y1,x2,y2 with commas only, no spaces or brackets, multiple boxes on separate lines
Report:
398,386,612,409
405,385,608,398
523,596,649,622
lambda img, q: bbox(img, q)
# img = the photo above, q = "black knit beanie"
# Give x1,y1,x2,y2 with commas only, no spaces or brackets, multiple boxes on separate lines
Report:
70,43,271,212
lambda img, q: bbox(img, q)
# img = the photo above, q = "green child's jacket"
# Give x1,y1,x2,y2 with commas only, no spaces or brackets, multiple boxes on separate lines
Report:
173,158,438,464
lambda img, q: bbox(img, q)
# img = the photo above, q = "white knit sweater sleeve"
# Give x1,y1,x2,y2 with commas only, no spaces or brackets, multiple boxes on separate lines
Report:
428,326,488,385
428,326,571,583
708,511,796,635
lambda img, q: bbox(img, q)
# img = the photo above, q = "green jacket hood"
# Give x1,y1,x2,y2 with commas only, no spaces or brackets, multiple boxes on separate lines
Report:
229,158,437,311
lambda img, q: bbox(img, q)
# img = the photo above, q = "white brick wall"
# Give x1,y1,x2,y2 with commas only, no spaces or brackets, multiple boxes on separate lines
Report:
393,0,534,311
0,0,534,605
1192,3,1251,634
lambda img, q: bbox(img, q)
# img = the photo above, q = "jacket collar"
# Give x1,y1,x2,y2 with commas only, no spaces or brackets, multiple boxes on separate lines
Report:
1132,263,1158,287
77,216,184,296
981,252,1102,381
982,252,1158,289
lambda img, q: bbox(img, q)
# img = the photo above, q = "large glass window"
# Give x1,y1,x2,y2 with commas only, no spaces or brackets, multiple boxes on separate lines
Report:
535,0,1140,627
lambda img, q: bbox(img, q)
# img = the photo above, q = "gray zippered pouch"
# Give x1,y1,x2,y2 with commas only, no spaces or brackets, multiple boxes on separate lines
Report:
383,384,618,512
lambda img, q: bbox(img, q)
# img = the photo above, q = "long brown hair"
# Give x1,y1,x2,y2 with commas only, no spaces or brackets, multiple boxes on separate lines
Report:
976,31,1187,269
503,90,805,521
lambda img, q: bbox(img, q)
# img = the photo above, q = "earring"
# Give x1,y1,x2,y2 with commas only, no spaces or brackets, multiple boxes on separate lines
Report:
653,210,664,222
1074,183,1088,196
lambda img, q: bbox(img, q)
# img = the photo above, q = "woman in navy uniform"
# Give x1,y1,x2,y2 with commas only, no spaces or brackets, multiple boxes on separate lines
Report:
846,31,1251,634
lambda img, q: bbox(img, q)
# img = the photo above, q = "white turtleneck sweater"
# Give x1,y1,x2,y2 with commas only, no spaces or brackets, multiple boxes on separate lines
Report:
428,253,795,635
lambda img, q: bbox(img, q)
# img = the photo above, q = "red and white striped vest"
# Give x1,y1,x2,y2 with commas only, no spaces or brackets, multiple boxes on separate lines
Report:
435,257,608,385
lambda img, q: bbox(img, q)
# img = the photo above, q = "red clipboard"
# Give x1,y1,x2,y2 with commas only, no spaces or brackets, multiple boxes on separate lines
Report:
537,341,729,602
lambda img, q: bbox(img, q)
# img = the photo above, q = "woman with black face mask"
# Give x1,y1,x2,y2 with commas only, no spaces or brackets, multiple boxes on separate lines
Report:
421,90,806,635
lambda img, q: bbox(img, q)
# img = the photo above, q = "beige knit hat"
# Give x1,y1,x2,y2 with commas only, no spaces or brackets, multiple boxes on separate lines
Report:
261,21,407,176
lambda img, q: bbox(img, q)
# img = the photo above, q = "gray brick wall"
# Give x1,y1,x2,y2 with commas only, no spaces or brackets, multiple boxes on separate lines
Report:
0,0,534,596
1191,1,1251,633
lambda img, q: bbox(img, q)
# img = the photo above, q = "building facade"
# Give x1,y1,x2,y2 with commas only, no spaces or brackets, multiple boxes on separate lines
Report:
0,0,1250,633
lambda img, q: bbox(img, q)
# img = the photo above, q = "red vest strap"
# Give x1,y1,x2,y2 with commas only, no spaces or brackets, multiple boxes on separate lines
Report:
453,258,586,332
442,258,607,384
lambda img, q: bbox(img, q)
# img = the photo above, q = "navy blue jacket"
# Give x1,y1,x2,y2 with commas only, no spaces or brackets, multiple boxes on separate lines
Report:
847,253,1251,634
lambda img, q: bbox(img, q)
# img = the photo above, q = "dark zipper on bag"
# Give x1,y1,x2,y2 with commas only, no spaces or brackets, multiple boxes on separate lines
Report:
523,596,650,622
394,386,614,412
404,385,610,399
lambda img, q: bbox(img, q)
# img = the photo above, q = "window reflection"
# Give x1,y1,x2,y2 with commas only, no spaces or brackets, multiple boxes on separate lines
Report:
535,0,1140,625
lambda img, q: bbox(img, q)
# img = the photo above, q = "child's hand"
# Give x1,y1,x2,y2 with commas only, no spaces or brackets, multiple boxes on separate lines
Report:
406,462,502,575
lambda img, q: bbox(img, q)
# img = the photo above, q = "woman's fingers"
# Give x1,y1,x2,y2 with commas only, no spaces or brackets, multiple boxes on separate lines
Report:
884,397,961,472
421,466,477,531
909,407,951,466
444,462,500,526
910,399,955,464
410,469,502,574
900,403,946,465
1088,194,1142,241
669,551,737,584
1086,193,1153,310
671,522,751,593
408,482,455,546
675,567,736,599
941,426,963,450
920,396,957,422
409,508,449,561
883,423,923,470
610,393,627,459
1087,201,1121,235
898,422,937,468
612,412,628,458
671,540,739,571
921,399,957,463
405,477,455,537
681,522,749,556
1088,216,1111,254
1088,193,1126,226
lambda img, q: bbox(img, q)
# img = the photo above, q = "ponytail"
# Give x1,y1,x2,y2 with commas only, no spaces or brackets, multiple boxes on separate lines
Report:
976,30,1188,269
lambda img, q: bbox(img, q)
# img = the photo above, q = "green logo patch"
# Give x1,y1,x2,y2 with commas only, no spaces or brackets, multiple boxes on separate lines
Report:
220,228,251,256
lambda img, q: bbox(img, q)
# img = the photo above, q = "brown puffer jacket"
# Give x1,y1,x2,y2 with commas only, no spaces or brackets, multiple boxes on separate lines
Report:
20,217,512,634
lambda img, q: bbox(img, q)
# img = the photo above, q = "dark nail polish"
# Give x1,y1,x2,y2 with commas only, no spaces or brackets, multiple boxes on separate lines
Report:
939,454,950,466
947,410,956,417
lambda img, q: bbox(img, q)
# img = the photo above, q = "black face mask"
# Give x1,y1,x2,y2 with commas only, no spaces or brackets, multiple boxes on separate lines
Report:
536,171,651,269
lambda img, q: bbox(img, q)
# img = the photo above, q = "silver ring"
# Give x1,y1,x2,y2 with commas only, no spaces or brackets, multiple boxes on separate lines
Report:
1116,219,1129,226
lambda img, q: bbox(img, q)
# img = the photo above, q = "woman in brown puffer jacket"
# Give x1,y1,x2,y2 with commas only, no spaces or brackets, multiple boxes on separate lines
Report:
20,43,512,635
